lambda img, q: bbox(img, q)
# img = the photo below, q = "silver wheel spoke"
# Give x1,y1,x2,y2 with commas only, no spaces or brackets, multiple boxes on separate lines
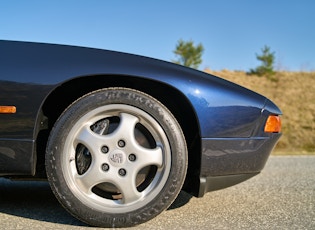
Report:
75,124,105,156
133,146,163,171
113,113,139,140
74,164,107,194
116,113,163,169
116,173,142,203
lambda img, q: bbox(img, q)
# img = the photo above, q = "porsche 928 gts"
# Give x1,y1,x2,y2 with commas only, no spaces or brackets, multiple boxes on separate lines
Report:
0,40,281,227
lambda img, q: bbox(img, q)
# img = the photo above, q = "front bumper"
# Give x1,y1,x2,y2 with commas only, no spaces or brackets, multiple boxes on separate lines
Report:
198,133,281,197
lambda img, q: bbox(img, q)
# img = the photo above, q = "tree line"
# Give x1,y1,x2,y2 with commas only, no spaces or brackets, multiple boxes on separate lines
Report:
172,39,276,77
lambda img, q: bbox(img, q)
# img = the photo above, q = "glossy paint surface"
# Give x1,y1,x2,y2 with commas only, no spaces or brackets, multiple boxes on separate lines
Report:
0,41,279,137
0,41,282,181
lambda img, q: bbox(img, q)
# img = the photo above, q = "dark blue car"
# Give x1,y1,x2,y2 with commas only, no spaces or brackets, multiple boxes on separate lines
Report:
0,40,281,227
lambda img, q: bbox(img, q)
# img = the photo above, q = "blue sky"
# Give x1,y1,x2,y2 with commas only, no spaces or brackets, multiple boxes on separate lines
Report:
1,0,314,71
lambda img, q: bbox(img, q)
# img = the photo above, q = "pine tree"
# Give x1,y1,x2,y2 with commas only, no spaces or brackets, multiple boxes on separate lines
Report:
250,45,276,77
173,39,204,69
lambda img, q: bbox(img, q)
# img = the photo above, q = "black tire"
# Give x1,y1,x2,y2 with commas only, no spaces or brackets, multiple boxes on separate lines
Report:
45,87,188,227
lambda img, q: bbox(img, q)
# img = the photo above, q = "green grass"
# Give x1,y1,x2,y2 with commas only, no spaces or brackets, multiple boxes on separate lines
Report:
205,69,315,155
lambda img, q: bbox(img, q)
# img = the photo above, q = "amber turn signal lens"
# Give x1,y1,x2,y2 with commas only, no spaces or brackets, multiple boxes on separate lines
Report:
0,106,16,114
264,115,281,133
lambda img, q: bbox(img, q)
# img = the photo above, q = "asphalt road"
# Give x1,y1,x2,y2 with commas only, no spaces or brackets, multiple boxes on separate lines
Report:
0,156,314,230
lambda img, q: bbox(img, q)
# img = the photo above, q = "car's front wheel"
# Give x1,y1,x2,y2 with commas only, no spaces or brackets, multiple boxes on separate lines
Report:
45,88,187,227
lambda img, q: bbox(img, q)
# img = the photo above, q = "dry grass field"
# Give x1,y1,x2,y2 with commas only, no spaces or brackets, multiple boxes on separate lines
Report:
205,69,315,155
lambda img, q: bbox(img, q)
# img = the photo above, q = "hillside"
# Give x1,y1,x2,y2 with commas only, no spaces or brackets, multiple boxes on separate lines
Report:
205,69,315,154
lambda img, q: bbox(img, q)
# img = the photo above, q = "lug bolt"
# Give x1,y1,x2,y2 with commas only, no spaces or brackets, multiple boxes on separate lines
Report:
101,146,109,153
118,140,126,148
102,163,110,172
128,154,136,162
118,168,127,176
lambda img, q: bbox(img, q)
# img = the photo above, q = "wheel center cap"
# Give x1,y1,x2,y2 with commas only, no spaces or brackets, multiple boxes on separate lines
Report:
109,150,126,165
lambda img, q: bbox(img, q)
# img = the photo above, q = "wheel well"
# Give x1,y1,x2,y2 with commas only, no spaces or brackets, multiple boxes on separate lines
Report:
38,75,201,196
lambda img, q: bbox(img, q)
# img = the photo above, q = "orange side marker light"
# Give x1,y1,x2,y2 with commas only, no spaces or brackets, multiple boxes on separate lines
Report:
264,115,281,133
0,106,17,114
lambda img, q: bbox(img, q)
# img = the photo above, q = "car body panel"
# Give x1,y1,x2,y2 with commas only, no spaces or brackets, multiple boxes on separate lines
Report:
0,41,281,196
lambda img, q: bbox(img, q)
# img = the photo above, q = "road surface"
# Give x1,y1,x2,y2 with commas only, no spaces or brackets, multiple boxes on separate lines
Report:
0,156,314,229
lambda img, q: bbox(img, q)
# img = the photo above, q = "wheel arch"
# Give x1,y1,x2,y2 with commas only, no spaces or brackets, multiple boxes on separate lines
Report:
37,74,201,196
